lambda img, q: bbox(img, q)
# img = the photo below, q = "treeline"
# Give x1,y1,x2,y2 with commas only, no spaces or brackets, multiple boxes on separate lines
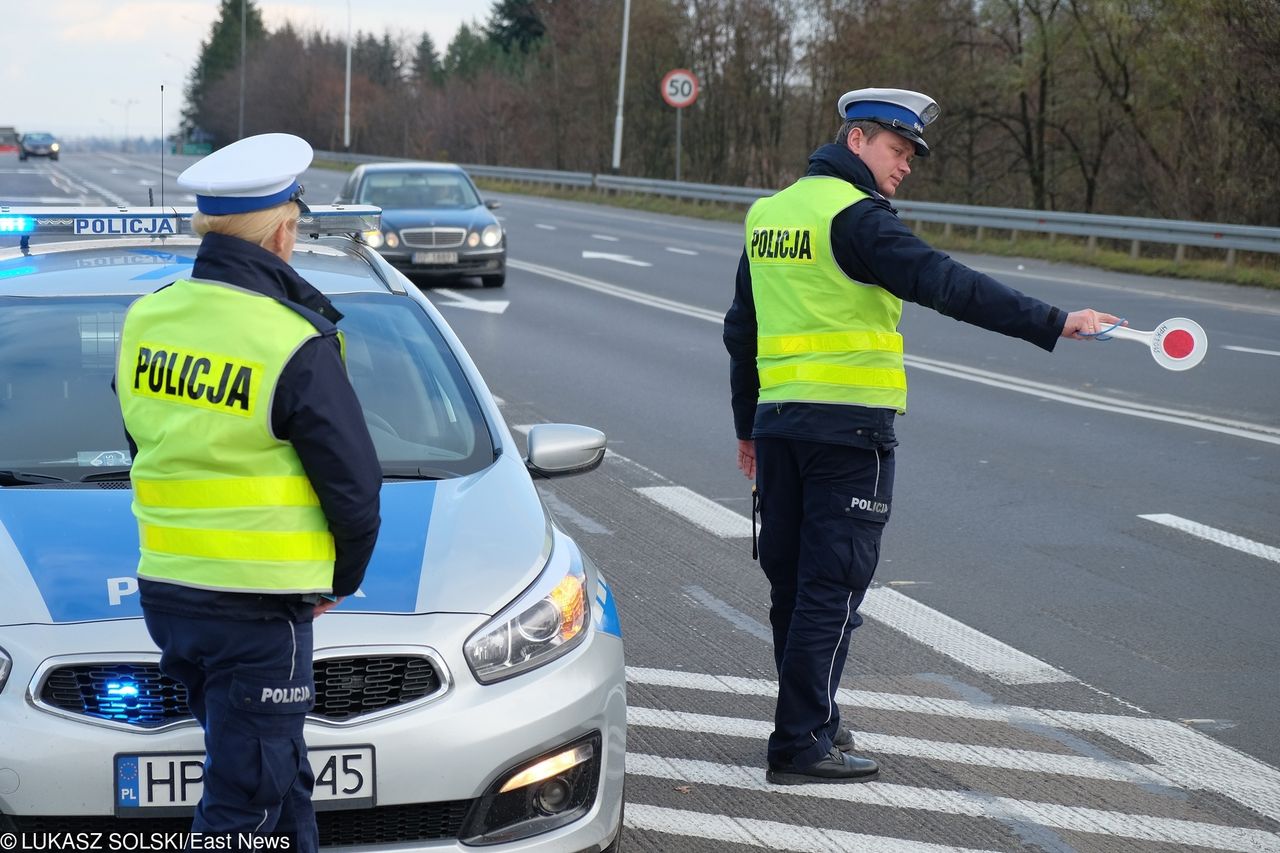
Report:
185,0,1279,225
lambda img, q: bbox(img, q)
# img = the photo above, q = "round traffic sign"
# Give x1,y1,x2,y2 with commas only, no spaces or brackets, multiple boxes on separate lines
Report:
661,69,699,109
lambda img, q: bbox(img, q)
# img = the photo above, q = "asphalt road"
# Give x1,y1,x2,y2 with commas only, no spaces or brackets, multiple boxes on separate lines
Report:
4,151,1280,852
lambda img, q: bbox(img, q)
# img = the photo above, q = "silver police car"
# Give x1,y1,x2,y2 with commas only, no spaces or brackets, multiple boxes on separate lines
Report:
0,208,625,851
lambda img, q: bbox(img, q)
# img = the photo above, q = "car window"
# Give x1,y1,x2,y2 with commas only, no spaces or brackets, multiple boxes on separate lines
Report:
0,293,494,482
356,171,480,209
23,133,54,143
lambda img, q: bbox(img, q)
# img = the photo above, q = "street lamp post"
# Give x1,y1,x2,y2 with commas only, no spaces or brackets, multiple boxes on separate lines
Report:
343,0,352,150
112,98,139,152
610,0,631,173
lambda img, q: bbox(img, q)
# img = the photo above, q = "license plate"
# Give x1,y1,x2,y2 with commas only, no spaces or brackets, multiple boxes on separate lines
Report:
412,251,458,264
114,747,375,816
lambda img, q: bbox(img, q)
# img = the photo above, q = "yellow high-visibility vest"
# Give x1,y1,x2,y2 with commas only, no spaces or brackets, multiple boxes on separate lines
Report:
745,177,907,413
117,278,336,593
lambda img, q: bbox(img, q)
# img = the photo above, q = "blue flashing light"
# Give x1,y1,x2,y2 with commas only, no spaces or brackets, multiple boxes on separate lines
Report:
0,265,37,280
0,216,35,235
106,681,140,699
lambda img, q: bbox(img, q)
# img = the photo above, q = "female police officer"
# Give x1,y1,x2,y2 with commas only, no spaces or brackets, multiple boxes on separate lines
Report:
724,89,1121,785
116,133,380,847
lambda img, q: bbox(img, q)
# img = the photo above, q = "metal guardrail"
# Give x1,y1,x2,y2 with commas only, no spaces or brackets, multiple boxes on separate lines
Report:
313,151,1280,259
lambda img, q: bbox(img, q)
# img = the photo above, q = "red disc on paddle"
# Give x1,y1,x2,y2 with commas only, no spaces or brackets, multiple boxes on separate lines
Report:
1162,329,1195,359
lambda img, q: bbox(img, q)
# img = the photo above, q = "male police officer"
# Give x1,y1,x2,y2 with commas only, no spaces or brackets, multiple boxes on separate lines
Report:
724,89,1121,784
116,134,381,847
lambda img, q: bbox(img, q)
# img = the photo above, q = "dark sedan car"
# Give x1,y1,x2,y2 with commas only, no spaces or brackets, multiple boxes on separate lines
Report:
336,162,506,287
19,132,60,161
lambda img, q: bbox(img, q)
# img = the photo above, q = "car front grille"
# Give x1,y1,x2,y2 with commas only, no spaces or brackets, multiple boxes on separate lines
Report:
400,227,466,249
37,655,445,727
5,801,473,843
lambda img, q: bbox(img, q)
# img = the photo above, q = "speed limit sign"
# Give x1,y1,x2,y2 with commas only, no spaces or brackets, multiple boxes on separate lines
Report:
661,69,699,109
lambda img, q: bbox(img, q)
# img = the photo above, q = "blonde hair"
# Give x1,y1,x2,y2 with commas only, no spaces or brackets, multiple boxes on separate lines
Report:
192,201,298,248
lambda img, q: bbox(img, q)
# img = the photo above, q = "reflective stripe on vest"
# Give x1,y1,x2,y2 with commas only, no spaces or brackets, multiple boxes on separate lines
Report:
117,278,337,594
746,177,907,413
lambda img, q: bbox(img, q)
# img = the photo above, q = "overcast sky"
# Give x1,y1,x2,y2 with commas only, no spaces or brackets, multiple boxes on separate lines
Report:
4,1,484,138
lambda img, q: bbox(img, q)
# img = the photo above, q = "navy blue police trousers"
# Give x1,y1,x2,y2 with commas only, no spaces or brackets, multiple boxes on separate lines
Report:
143,609,318,852
755,437,894,769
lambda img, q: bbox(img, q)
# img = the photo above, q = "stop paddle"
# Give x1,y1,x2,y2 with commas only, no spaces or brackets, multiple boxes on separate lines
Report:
1093,317,1207,371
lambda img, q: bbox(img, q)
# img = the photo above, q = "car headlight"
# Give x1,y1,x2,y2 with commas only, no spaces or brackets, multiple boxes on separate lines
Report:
384,231,399,248
50,142,60,152
361,229,384,248
464,554,587,684
0,646,11,695
467,231,481,247
482,224,503,247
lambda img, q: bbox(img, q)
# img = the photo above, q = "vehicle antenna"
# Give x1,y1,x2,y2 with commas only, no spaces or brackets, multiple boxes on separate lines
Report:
160,85,165,209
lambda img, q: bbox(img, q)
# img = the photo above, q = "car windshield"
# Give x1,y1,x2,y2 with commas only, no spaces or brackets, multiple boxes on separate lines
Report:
0,293,494,483
24,133,54,143
357,171,480,210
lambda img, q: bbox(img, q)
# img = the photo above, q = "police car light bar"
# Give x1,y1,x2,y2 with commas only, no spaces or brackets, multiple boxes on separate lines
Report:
0,205,381,239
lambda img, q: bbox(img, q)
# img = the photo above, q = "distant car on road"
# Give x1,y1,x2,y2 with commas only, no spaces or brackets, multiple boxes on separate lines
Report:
335,162,507,288
0,127,18,155
18,132,59,161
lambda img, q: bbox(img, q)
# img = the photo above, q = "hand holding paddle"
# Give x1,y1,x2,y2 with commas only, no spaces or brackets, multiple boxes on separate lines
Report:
1066,311,1208,370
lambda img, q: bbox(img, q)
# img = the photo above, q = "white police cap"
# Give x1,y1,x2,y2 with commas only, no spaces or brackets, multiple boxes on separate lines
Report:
178,132,313,215
837,88,940,156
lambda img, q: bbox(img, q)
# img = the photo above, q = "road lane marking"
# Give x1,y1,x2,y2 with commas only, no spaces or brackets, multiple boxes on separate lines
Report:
684,585,772,642
629,707,1173,786
432,289,509,314
627,667,1280,824
636,486,752,537
535,223,556,230
581,250,651,267
863,588,1076,685
666,247,698,255
627,753,1280,852
509,259,1279,445
626,804,1003,853
1223,344,1280,357
1139,514,1280,564
591,233,620,241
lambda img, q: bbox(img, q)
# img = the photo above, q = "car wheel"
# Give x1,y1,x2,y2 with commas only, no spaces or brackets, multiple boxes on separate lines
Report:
51,155,58,161
19,154,26,161
481,273,505,288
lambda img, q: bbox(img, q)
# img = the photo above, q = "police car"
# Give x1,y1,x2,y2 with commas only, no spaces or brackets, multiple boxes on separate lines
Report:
0,208,626,851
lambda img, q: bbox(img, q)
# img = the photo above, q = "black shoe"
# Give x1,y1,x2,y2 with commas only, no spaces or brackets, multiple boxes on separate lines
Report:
833,726,856,752
766,747,879,785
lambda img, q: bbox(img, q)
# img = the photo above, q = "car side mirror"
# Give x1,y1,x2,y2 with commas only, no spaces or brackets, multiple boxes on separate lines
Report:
525,424,606,478
485,200,502,210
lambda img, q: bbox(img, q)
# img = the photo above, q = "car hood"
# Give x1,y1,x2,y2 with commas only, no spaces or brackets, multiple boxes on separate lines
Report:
0,455,550,625
379,207,495,232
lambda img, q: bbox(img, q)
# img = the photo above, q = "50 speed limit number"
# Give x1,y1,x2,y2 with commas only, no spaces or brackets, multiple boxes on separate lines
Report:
661,69,699,109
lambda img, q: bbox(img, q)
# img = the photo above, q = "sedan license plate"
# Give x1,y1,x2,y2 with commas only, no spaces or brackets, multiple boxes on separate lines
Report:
114,747,375,816
412,251,458,265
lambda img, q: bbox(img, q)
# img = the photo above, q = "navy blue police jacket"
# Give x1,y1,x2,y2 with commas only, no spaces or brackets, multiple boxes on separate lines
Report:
724,143,1068,450
125,232,382,620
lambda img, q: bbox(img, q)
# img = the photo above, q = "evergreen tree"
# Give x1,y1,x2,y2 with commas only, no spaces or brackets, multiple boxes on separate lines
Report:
181,0,267,144
487,0,547,54
412,33,444,86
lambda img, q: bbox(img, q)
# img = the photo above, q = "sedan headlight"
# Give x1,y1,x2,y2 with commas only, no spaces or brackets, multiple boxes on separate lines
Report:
0,646,11,695
50,142,60,152
467,231,481,247
481,224,503,247
384,231,400,248
465,554,587,684
361,229,384,248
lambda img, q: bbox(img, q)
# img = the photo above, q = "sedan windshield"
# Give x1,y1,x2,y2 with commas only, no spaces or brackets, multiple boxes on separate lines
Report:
0,293,493,482
357,171,480,210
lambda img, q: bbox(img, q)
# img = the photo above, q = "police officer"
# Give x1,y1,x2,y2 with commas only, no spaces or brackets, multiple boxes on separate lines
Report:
723,89,1121,785
116,134,381,847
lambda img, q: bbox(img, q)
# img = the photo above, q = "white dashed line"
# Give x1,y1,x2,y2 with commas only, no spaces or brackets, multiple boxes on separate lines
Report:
665,247,698,255
862,588,1076,685
1140,514,1280,564
1222,344,1280,357
535,223,557,230
635,486,753,538
591,233,620,241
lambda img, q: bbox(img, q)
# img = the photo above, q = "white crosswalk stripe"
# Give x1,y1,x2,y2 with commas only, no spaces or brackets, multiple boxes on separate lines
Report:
627,753,1280,852
627,804,1004,853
